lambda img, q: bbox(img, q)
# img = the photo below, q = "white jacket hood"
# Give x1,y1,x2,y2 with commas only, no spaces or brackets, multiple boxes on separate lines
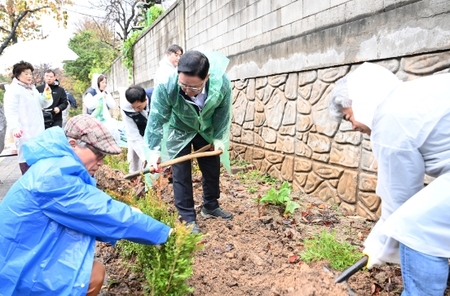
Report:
90,73,105,94
348,62,402,129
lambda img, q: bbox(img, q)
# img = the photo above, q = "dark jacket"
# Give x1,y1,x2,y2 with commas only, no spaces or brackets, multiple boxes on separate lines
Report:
66,91,77,108
37,80,68,128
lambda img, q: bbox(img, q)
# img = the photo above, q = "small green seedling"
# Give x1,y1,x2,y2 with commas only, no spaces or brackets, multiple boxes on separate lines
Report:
247,185,258,194
255,181,300,215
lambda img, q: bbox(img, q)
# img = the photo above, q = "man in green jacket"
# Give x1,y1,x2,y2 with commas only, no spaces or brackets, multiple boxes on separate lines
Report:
144,50,233,234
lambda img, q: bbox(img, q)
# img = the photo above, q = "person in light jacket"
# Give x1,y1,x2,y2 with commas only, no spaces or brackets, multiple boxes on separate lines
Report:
328,62,450,295
3,60,53,174
0,114,172,296
83,74,119,142
120,85,152,172
154,44,183,86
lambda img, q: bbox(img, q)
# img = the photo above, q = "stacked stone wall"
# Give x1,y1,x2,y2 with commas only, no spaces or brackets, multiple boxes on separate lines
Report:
230,51,450,219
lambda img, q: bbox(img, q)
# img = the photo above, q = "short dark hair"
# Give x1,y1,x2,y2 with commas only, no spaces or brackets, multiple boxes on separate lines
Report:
125,86,147,104
166,44,183,55
177,50,209,80
44,69,56,76
97,75,107,88
12,61,34,79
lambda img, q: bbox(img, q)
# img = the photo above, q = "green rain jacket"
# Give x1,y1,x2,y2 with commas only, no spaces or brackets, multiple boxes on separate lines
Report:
144,52,232,172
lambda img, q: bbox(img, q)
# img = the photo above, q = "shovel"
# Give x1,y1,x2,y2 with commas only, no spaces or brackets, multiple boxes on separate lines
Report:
322,256,368,296
334,255,368,284
124,144,221,179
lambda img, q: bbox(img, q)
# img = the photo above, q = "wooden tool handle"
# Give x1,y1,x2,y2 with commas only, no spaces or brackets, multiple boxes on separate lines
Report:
124,149,222,180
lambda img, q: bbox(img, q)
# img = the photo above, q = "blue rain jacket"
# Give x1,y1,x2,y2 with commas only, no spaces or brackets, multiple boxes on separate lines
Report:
0,127,171,296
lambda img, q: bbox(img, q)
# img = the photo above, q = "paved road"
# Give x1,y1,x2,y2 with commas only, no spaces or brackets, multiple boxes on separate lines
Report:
0,155,21,202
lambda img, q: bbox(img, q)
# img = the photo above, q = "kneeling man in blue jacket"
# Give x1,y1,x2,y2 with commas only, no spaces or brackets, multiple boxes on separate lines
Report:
0,114,172,296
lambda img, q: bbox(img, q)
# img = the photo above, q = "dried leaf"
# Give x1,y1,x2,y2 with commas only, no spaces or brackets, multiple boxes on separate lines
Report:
288,254,298,263
318,203,327,209
370,282,381,295
357,232,364,240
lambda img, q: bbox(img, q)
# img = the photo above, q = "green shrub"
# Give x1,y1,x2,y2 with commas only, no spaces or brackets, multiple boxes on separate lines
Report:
122,6,164,76
116,189,204,295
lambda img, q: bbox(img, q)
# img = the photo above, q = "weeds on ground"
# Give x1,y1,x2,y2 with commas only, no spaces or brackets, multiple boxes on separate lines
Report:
255,181,300,215
230,158,250,167
247,185,258,194
236,169,279,186
301,230,362,271
104,151,128,173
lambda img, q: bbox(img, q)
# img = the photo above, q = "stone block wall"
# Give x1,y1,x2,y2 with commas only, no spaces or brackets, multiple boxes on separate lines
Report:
107,0,450,219
231,51,450,220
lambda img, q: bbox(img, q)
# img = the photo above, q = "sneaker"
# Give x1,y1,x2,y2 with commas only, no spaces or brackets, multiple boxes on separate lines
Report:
186,221,201,234
201,207,233,220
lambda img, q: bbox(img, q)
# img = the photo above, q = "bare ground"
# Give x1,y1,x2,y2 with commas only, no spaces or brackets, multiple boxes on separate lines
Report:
93,164,448,296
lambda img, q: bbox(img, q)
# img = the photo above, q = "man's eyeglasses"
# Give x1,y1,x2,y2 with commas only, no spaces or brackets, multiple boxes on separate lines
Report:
178,81,204,92
172,52,182,58
85,143,106,160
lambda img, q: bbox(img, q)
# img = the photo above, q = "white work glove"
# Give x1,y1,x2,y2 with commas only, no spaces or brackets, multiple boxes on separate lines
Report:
147,150,161,173
213,139,225,152
12,128,23,138
130,206,142,213
363,250,383,269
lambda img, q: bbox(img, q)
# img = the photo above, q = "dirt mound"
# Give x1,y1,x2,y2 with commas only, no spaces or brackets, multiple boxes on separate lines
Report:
94,164,420,295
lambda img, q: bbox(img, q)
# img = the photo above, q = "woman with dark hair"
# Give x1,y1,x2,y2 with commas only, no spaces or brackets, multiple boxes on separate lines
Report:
83,74,119,142
4,60,53,174
83,74,116,115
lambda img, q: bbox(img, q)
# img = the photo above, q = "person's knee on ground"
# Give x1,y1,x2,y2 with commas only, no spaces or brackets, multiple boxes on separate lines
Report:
87,261,105,296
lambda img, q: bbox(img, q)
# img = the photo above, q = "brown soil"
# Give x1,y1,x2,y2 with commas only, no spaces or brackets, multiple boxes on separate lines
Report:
93,164,448,296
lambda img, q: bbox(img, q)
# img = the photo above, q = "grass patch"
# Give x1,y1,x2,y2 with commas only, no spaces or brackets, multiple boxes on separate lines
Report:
301,230,362,271
236,169,279,185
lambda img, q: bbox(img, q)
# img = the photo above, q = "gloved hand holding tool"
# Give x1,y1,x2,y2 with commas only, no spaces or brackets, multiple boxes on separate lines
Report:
124,144,222,179
147,150,161,173
213,139,225,152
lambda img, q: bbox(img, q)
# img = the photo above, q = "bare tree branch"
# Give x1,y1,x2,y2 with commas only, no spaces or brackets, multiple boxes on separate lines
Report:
0,6,49,54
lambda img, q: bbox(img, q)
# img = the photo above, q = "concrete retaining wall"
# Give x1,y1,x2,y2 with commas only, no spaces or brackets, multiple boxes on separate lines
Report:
107,0,450,218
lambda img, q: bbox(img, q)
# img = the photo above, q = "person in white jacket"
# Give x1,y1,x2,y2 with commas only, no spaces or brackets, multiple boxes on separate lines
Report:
328,62,450,295
120,86,152,172
83,74,116,116
154,44,183,87
83,74,119,142
4,60,53,174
